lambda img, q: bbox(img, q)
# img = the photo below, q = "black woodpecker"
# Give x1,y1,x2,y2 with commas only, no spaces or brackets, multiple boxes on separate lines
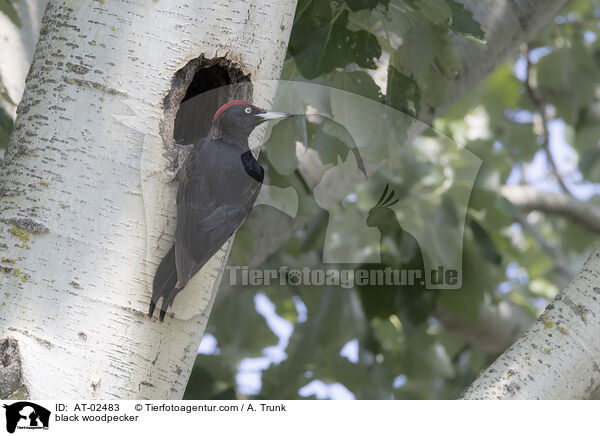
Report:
150,100,292,321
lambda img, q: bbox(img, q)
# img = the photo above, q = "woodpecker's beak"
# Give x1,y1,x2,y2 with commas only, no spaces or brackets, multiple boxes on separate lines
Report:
256,110,293,121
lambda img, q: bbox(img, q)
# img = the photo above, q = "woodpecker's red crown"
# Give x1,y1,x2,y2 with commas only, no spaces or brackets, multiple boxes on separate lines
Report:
213,100,259,122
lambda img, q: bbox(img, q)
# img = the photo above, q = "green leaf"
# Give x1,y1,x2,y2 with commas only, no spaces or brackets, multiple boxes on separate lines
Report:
0,106,13,150
419,0,452,24
280,57,302,81
229,224,254,265
468,218,501,265
500,122,538,162
437,270,483,322
184,354,237,400
385,66,420,117
574,121,600,154
262,117,301,175
536,44,599,121
447,0,485,42
211,291,279,360
416,65,450,107
0,81,15,106
0,0,21,27
579,149,600,182
388,1,429,34
392,21,436,75
309,117,366,176
330,70,383,101
289,1,381,79
434,34,462,78
483,63,521,111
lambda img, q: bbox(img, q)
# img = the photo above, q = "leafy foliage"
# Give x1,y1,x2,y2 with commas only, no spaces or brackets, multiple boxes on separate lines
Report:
447,0,485,42
183,0,599,400
286,0,483,110
288,0,381,79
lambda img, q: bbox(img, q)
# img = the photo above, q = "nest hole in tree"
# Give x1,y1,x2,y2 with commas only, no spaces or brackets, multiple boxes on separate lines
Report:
162,56,252,151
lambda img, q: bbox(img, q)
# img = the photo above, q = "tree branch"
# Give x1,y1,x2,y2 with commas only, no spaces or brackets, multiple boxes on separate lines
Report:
438,0,568,120
461,245,600,399
434,296,534,355
521,43,575,197
501,185,600,234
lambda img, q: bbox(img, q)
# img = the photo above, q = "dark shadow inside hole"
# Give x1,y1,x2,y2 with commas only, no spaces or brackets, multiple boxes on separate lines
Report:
172,59,252,146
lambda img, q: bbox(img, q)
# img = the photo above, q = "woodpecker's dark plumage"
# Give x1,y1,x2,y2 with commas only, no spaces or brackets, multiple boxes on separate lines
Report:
150,100,292,321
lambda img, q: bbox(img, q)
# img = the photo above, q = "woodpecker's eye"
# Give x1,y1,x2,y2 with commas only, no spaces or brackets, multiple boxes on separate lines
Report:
245,107,252,114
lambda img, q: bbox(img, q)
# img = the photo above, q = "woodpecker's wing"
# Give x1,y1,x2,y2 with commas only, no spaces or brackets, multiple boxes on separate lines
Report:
174,142,263,287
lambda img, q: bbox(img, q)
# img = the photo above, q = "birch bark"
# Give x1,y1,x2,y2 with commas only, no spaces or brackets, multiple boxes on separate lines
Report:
461,247,600,399
0,0,296,399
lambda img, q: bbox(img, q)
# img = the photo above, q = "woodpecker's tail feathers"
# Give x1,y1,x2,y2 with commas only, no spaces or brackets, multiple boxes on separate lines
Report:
150,244,180,321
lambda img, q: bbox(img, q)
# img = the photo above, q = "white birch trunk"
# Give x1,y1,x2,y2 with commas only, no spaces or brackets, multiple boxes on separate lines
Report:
461,246,600,399
0,0,296,399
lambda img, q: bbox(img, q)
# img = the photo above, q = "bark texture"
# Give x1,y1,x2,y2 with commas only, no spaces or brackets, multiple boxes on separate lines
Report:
462,247,600,399
0,0,296,399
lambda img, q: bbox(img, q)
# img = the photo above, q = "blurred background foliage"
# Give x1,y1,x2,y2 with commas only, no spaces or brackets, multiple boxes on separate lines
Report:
184,0,600,400
2,0,599,399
